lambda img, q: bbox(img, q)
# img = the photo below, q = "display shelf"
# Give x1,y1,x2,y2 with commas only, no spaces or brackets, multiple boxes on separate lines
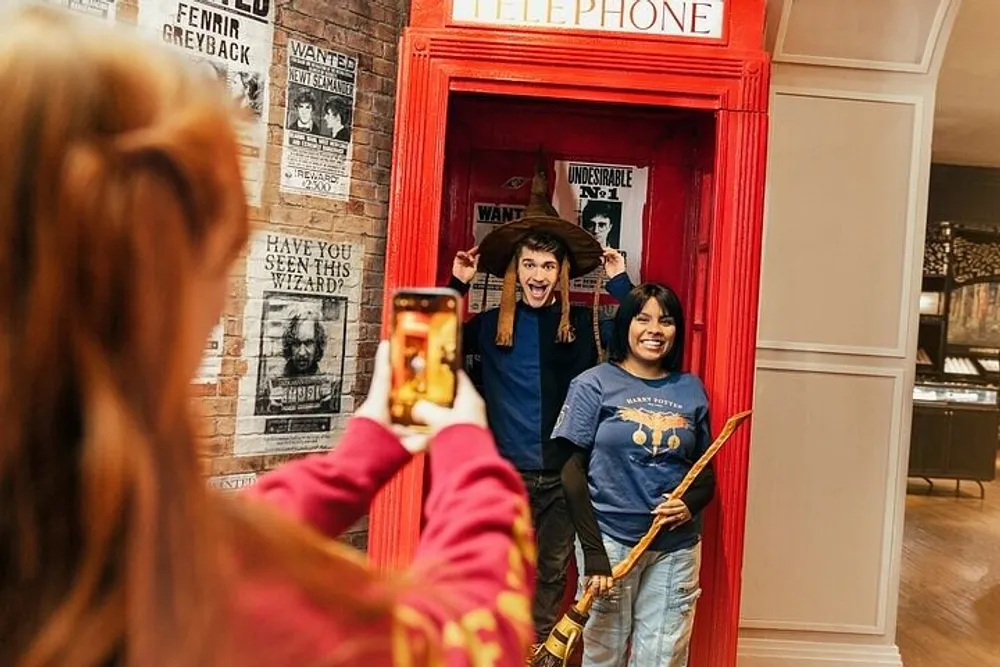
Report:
911,222,1000,499
913,381,997,406
978,358,1000,374
910,378,998,498
944,356,980,377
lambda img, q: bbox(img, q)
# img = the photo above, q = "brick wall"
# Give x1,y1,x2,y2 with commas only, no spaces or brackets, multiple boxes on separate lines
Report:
201,0,405,550
82,0,403,549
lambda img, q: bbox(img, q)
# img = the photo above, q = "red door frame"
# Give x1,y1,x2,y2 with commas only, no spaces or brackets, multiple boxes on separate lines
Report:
372,4,769,666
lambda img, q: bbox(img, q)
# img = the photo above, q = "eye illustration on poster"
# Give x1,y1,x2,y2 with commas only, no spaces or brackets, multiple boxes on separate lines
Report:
136,0,275,208
235,232,363,456
279,40,358,201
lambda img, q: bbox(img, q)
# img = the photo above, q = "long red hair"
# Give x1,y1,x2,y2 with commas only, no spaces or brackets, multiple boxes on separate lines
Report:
0,8,392,667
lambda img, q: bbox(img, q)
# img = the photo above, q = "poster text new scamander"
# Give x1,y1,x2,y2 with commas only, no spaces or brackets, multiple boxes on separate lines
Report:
36,0,117,21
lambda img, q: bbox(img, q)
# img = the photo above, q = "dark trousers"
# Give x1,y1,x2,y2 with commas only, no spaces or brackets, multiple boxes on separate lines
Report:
522,470,575,644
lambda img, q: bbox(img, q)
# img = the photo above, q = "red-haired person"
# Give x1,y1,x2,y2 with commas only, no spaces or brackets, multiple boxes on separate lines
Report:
0,8,535,667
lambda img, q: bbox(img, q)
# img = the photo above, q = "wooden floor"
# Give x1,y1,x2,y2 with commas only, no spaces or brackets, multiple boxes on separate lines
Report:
897,456,1000,667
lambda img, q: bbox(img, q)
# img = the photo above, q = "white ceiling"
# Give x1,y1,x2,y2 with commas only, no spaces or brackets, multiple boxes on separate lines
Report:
933,0,1000,166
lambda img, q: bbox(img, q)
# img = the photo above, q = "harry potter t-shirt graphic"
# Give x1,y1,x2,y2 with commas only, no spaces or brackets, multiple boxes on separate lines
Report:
553,364,711,552
617,406,690,454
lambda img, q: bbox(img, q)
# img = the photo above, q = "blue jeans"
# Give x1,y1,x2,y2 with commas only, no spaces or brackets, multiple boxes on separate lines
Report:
574,536,702,667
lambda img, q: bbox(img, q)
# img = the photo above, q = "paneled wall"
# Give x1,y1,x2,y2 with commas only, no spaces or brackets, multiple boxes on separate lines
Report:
739,1,961,666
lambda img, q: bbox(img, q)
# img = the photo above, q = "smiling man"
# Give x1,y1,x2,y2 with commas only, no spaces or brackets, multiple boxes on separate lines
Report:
446,161,633,651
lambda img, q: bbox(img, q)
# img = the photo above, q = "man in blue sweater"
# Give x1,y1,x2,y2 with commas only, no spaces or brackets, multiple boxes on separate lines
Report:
446,164,633,648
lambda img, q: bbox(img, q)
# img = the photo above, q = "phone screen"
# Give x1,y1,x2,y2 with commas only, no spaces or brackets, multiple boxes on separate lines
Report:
389,289,462,427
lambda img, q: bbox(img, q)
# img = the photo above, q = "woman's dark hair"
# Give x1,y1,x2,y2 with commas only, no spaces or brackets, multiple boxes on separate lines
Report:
608,282,685,372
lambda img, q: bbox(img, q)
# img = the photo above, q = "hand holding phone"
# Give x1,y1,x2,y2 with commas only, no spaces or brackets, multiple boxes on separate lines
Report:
411,371,487,433
388,288,462,429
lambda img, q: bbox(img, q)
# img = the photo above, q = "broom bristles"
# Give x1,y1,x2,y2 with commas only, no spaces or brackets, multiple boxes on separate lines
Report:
530,606,589,666
529,648,565,667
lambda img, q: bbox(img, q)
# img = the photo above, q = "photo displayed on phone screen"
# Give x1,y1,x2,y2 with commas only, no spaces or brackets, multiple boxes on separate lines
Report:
389,290,461,427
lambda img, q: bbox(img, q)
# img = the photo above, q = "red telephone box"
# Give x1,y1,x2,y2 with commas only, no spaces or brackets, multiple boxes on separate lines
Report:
371,3,769,666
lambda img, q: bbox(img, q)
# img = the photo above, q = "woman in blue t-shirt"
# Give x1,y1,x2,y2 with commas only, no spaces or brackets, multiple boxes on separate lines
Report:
553,282,714,667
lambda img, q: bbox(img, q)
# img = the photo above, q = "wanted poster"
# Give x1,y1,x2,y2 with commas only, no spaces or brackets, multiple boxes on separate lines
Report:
279,40,357,200
9,0,116,21
138,0,274,207
49,0,116,20
65,0,114,19
466,202,525,314
193,322,223,384
235,232,362,455
552,161,648,294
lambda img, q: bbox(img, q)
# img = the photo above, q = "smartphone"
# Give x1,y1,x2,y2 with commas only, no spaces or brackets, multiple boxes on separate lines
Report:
388,288,462,428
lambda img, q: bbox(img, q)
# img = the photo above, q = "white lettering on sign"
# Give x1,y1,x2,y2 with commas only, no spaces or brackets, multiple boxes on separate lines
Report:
451,0,723,38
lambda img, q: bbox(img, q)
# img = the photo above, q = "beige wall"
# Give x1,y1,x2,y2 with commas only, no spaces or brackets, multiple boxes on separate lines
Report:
739,1,961,666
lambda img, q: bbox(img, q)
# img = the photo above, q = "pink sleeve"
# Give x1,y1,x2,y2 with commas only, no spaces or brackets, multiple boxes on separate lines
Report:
245,417,411,538
391,425,538,666
244,419,537,665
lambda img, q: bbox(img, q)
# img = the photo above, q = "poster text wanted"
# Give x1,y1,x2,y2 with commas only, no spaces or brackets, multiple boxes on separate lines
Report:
139,0,273,207
280,40,357,201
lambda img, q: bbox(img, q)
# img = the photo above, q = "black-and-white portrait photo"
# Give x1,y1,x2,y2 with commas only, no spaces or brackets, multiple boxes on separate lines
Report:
581,199,623,249
322,93,352,143
287,84,324,136
253,295,347,416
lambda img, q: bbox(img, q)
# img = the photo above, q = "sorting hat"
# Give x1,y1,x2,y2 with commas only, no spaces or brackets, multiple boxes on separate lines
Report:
477,154,605,350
